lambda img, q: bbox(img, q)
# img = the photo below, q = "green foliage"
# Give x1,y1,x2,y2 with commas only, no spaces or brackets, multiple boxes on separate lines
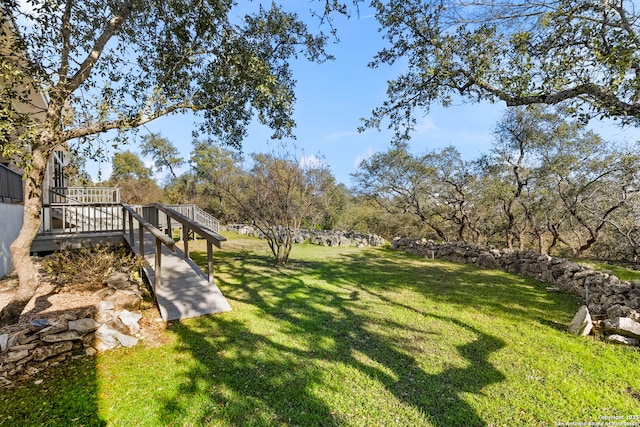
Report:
228,149,337,265
42,244,146,288
140,133,184,180
366,0,640,141
4,236,640,426
352,106,640,261
110,151,151,181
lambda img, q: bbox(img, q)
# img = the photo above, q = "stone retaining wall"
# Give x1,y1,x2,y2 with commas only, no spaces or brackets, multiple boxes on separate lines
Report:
391,238,640,346
225,224,386,248
0,272,145,386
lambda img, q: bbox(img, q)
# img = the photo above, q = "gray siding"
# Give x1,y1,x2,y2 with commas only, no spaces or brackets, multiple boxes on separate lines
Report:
0,203,23,279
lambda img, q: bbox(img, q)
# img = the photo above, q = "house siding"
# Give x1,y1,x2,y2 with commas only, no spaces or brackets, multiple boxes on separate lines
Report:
0,203,23,279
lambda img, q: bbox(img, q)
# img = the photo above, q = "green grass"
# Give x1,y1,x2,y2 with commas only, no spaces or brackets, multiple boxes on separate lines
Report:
574,259,640,282
2,233,640,426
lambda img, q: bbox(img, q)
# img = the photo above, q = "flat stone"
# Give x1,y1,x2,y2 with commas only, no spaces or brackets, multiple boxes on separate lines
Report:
116,333,138,348
94,324,138,350
9,342,39,352
41,331,83,343
606,334,639,346
68,318,101,333
1,349,30,363
602,317,640,339
32,341,73,362
38,323,68,338
568,305,593,336
29,319,50,332
0,334,8,352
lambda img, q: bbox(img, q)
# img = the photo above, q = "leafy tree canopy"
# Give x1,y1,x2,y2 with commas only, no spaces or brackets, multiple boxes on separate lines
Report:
0,0,353,326
365,0,640,142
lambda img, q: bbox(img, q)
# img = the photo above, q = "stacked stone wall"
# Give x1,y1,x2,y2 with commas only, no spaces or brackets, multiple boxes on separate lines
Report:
0,272,145,386
391,238,640,346
225,224,386,248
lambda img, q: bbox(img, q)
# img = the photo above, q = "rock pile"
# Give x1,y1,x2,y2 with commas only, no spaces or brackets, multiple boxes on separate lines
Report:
225,224,386,248
391,238,640,347
0,271,145,386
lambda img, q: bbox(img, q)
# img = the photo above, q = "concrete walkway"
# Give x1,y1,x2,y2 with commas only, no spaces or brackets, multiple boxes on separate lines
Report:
125,229,231,321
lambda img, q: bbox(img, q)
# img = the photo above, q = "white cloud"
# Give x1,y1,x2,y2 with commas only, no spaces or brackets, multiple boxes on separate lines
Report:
414,116,438,133
299,154,324,170
353,147,376,169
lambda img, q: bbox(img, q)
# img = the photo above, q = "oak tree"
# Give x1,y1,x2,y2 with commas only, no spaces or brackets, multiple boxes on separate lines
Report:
366,0,640,140
0,0,340,325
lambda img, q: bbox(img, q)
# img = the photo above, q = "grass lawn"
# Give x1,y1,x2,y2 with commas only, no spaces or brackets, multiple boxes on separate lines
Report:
2,233,640,426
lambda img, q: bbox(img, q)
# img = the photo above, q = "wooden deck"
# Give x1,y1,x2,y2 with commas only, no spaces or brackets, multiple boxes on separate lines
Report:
125,228,231,321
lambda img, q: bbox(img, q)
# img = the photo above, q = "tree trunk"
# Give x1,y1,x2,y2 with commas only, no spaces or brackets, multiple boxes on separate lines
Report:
0,149,47,327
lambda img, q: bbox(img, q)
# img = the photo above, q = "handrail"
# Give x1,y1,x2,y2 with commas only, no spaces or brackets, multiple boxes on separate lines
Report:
163,204,221,233
122,205,175,291
40,203,123,233
49,187,120,204
153,203,226,284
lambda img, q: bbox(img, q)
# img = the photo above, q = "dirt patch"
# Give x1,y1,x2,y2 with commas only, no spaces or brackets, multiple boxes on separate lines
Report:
0,262,169,345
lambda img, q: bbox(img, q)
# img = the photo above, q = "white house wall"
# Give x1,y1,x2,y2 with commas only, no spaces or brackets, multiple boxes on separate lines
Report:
0,203,23,279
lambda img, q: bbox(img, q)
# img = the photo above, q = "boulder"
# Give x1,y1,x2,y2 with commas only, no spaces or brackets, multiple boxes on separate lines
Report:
99,300,115,311
602,317,640,339
105,271,131,290
93,325,121,351
567,305,593,336
606,304,634,320
106,290,142,311
476,253,498,269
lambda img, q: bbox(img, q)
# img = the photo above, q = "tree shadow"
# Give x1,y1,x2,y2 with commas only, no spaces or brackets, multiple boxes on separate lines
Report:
0,305,106,427
160,248,517,426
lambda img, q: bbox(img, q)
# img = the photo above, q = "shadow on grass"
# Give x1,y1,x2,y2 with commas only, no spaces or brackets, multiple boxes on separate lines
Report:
159,247,546,426
0,307,106,427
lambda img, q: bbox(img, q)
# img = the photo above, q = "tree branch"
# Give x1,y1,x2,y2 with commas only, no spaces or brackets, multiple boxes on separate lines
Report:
64,0,134,94
58,0,73,86
61,101,198,141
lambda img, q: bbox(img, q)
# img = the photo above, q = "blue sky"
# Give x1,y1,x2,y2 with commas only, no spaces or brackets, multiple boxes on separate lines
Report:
87,4,639,187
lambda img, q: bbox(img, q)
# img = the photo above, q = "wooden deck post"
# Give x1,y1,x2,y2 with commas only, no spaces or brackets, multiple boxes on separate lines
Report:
128,212,134,245
155,238,162,290
207,241,214,284
139,224,145,260
183,226,190,259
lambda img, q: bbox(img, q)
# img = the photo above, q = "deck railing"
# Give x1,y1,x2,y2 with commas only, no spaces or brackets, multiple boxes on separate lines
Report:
49,187,120,204
164,204,221,233
122,205,175,290
0,163,23,203
40,203,124,233
153,203,226,284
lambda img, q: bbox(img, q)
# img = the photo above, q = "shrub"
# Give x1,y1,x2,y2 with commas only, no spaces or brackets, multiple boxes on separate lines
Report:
42,244,147,289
